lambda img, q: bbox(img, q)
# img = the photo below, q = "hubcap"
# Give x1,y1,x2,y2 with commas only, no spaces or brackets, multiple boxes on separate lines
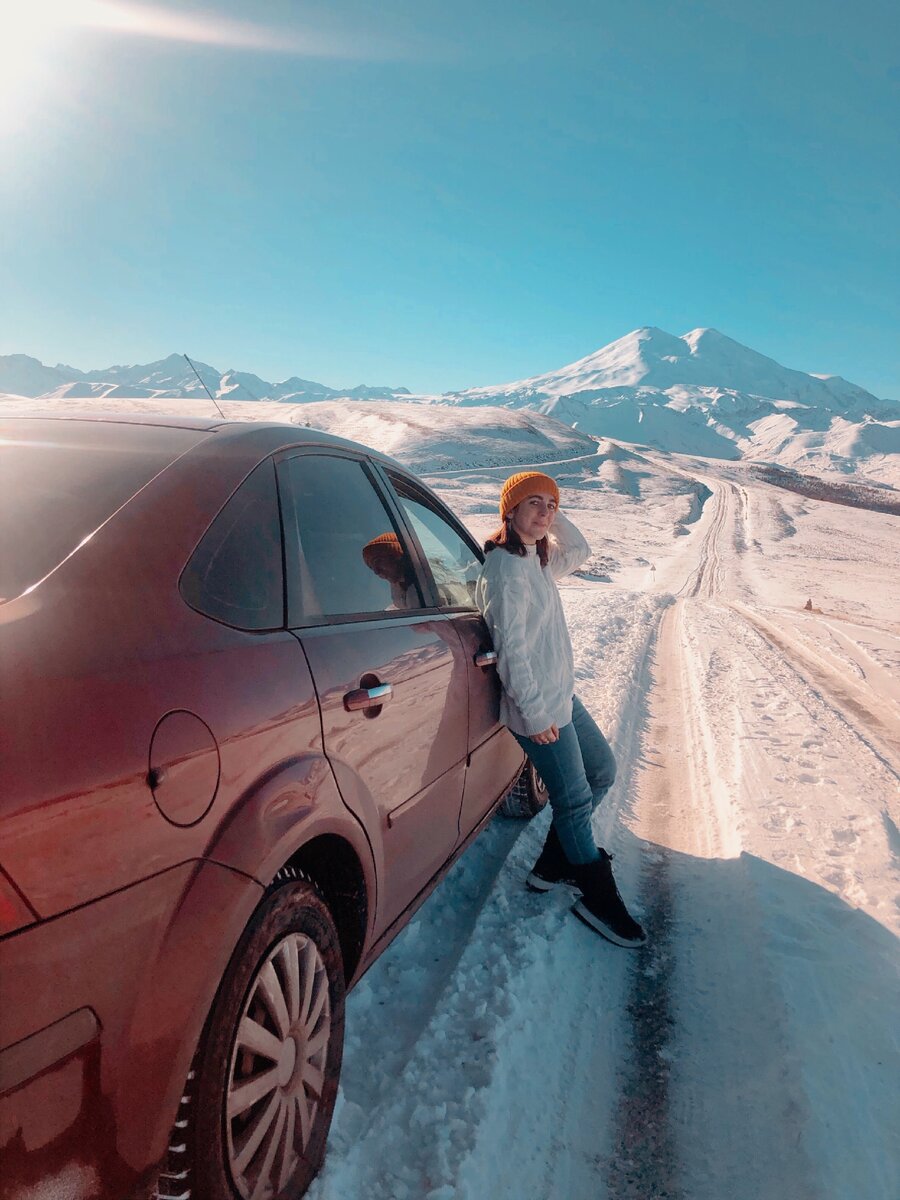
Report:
225,933,331,1200
276,1038,297,1089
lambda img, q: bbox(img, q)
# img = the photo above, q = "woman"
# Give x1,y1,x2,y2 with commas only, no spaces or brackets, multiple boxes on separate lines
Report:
476,471,645,948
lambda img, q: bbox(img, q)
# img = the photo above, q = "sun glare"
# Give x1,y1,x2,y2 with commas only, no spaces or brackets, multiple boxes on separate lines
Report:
0,0,393,139
0,0,84,136
0,0,389,134
0,2,175,137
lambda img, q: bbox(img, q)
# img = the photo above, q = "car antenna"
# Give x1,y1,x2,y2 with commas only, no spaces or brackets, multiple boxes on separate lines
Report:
183,353,227,419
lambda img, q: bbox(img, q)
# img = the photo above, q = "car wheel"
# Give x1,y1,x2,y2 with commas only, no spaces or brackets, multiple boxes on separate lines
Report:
499,759,549,819
165,876,345,1200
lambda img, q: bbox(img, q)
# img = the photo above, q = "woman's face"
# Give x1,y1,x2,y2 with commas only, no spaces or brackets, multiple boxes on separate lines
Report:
367,547,408,584
509,491,557,544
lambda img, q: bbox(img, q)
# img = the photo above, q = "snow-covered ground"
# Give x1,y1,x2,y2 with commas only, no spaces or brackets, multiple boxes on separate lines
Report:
4,396,898,1197
304,423,900,1200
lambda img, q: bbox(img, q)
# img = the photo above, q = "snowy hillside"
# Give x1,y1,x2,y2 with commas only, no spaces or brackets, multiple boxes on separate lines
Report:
0,393,596,474
270,400,597,471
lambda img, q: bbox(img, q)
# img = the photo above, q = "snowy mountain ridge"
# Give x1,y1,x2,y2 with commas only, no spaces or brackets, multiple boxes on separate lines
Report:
0,352,409,404
3,329,893,411
2,329,897,484
450,326,881,412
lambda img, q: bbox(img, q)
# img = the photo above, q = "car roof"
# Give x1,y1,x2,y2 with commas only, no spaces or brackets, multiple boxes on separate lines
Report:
1,411,223,432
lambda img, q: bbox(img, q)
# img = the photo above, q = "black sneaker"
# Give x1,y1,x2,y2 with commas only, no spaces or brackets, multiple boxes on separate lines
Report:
571,851,646,948
526,824,580,892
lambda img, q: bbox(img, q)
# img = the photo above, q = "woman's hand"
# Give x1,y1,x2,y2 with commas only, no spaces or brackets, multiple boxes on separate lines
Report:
530,724,559,745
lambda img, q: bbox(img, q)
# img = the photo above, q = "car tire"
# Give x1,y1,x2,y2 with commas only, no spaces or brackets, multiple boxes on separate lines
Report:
162,875,345,1200
499,759,549,819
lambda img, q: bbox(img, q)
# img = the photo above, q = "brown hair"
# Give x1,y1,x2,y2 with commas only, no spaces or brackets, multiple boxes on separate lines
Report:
484,518,549,567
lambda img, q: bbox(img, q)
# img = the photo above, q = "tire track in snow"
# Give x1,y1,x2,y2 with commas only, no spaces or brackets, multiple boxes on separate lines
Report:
728,602,900,772
606,849,683,1200
672,598,897,1199
696,602,900,915
677,466,900,1195
671,601,824,1199
676,483,727,600
630,601,824,1200
571,595,684,1200
609,601,715,1200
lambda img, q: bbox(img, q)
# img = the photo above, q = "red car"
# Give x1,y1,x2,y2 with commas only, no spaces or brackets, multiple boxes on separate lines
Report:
0,414,547,1200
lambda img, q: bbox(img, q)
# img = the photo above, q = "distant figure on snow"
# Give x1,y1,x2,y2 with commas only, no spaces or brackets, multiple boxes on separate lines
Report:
805,598,813,611
476,472,645,948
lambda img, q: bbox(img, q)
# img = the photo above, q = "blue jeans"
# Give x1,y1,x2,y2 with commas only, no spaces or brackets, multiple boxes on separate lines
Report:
512,695,616,865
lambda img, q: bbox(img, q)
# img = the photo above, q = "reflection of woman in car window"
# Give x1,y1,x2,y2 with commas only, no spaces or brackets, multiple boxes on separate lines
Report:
362,533,417,610
476,471,645,948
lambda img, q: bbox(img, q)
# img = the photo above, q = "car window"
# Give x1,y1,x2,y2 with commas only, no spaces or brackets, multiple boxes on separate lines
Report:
389,476,481,608
180,459,284,630
279,454,423,622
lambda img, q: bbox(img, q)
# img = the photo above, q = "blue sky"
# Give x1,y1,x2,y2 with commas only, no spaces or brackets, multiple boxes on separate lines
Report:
1,0,897,396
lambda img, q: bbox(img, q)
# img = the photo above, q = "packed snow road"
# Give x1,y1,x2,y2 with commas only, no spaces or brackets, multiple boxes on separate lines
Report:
308,457,900,1200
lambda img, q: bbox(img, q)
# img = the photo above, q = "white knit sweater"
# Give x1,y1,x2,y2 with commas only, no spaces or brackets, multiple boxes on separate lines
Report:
475,511,591,736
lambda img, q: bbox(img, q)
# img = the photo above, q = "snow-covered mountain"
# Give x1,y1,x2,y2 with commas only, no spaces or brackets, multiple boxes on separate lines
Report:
451,327,882,411
0,354,79,397
443,327,899,484
2,330,897,484
0,352,409,404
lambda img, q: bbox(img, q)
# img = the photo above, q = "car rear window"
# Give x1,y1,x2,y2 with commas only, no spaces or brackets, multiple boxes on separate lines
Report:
180,458,285,631
0,420,207,603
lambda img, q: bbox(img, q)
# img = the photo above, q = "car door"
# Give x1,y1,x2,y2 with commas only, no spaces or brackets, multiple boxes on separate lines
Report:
276,449,467,933
378,469,524,840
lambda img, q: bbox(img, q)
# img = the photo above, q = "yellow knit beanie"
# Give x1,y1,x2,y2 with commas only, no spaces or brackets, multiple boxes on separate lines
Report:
499,471,560,519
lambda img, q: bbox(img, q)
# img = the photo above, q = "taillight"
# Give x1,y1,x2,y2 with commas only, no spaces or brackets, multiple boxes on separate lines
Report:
0,867,37,936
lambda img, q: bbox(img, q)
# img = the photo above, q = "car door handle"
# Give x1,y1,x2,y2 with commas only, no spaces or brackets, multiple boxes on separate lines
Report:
343,683,393,711
474,650,498,667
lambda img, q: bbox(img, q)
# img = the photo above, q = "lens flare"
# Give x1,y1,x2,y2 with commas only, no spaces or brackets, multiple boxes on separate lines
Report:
0,1,395,135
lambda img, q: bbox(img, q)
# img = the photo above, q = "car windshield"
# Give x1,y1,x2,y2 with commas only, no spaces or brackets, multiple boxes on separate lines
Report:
0,420,207,604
